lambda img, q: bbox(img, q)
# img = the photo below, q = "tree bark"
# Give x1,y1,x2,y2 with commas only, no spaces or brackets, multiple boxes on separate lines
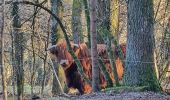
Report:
90,0,100,92
72,0,83,44
83,0,91,48
50,0,64,95
110,0,119,37
96,0,110,44
0,0,8,99
12,1,24,99
123,0,160,91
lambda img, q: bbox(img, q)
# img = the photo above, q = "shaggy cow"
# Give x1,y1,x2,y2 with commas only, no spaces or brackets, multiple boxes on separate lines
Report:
48,41,91,94
48,40,125,94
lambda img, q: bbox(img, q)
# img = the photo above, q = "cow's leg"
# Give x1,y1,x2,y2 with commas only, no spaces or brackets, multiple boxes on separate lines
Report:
65,63,85,94
74,71,84,94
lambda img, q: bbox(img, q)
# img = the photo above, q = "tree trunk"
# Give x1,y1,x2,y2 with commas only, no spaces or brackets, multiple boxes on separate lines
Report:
41,21,50,94
158,18,170,82
11,33,16,100
90,0,100,92
30,5,38,95
97,0,120,86
0,0,8,99
50,0,64,95
96,0,110,43
110,0,119,37
12,1,24,99
83,0,91,48
72,0,83,44
123,0,160,91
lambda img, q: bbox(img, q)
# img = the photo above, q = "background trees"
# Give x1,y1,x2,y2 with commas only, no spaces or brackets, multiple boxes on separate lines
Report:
0,0,7,99
0,0,169,99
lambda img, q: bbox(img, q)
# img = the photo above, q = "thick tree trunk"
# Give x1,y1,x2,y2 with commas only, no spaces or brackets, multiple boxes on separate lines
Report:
12,1,24,99
50,0,64,95
0,0,8,99
72,0,83,44
90,0,100,92
123,0,160,91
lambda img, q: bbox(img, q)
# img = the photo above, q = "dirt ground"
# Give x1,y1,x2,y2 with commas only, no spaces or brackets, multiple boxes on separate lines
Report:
44,91,170,100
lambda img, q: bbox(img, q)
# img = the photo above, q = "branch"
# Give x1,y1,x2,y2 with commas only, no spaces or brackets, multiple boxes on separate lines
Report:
11,0,91,85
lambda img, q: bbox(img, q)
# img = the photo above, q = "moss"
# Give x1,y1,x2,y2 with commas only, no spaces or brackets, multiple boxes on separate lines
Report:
104,86,150,93
140,64,161,92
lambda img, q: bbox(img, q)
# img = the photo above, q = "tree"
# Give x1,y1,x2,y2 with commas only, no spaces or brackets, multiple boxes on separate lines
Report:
90,0,99,92
123,0,160,91
97,0,120,86
0,0,8,99
110,0,119,37
72,0,83,44
158,18,170,83
50,0,64,95
82,0,91,48
12,0,91,93
30,2,38,95
12,1,24,99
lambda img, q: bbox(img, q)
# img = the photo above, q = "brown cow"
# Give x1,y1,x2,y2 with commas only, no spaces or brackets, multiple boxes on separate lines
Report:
48,40,125,94
48,41,91,94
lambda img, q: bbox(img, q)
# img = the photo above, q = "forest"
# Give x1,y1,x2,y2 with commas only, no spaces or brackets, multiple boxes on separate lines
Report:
0,0,170,100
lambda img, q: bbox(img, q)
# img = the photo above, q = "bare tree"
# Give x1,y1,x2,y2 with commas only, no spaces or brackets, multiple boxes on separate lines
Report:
0,0,8,99
50,0,64,95
90,0,100,92
83,0,91,48
72,0,83,44
12,1,24,99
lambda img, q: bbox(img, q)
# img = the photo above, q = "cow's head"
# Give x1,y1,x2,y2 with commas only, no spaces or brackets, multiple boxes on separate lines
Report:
47,41,80,70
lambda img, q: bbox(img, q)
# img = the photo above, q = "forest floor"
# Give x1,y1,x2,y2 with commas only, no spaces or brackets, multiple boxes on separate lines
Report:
43,91,170,100
1,85,170,100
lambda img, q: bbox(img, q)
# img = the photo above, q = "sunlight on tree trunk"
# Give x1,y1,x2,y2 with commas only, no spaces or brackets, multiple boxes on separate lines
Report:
123,0,161,91
110,0,119,37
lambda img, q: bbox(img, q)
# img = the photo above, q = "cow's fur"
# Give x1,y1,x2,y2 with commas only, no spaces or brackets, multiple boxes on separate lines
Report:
48,40,125,94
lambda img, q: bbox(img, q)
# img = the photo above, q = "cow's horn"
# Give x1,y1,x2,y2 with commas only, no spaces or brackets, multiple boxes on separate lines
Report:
47,45,57,51
72,44,79,48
